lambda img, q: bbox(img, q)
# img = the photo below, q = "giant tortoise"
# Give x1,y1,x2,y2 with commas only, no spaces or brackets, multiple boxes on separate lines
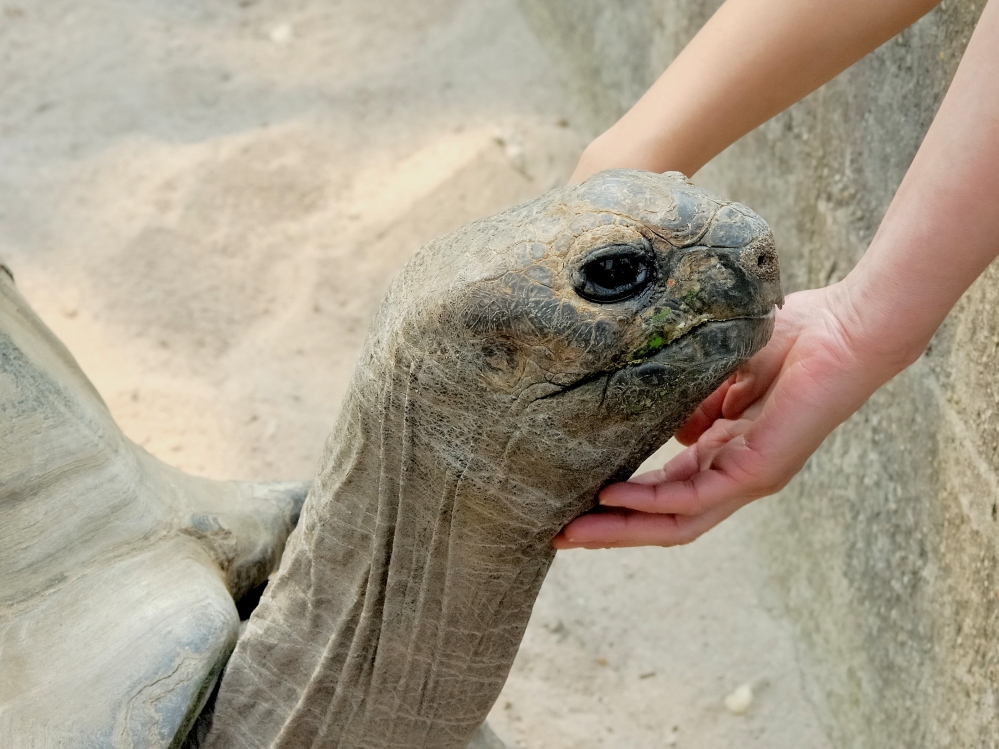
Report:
0,169,782,748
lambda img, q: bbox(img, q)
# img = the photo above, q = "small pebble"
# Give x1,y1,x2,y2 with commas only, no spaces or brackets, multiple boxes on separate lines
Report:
59,288,81,319
724,683,753,715
503,141,526,174
269,22,293,45
491,130,528,175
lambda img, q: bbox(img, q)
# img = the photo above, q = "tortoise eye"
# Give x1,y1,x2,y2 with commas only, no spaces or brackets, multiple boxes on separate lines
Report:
573,245,654,303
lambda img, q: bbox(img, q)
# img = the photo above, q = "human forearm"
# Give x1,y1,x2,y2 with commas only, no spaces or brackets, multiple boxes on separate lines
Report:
844,0,999,372
573,0,940,181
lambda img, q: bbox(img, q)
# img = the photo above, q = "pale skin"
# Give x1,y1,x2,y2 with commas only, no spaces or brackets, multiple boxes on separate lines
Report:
555,0,999,549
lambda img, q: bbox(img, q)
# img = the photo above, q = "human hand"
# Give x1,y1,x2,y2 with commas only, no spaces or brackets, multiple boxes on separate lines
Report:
557,0,999,549
553,282,907,549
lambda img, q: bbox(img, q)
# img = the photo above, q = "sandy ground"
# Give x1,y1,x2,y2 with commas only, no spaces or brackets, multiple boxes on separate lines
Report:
1,1,830,746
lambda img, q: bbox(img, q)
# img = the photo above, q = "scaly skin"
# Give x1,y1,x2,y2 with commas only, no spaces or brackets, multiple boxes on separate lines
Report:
197,170,782,749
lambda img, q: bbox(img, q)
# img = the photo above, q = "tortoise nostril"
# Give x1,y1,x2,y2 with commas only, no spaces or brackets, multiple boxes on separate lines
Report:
739,242,780,282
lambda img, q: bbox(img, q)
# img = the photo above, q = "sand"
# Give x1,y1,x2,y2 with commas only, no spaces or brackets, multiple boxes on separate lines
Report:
0,0,830,746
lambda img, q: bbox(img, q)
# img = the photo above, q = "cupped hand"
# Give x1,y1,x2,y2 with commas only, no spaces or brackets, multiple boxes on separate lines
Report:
553,282,901,549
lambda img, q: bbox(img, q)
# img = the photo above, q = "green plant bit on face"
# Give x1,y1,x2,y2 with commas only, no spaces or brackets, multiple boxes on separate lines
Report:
633,333,666,359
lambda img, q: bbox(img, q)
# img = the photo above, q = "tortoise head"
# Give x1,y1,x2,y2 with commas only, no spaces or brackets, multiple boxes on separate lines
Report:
363,169,782,539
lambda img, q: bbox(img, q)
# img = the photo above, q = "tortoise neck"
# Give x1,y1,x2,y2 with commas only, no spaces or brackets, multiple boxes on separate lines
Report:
203,365,555,749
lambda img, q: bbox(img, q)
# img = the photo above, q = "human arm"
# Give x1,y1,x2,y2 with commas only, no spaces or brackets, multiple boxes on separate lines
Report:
556,0,999,548
572,0,941,182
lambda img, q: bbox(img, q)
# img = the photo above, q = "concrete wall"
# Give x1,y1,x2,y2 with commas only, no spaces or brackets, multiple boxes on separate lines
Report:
521,2,999,746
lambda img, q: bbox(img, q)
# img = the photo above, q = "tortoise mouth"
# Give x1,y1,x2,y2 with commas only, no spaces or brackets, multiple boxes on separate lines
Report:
601,311,775,396
532,309,776,404
630,309,776,370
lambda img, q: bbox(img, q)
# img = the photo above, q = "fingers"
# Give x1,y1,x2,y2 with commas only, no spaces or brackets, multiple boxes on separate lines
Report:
599,452,748,516
627,444,701,485
623,415,752,496
721,336,792,419
551,415,774,550
675,334,788,444
553,434,763,549
673,378,731,445
552,511,687,549
674,304,799,445
721,370,767,420
552,502,741,549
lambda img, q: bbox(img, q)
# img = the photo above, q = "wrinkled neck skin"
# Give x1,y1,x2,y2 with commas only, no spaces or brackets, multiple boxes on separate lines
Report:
195,169,779,748
200,343,596,749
